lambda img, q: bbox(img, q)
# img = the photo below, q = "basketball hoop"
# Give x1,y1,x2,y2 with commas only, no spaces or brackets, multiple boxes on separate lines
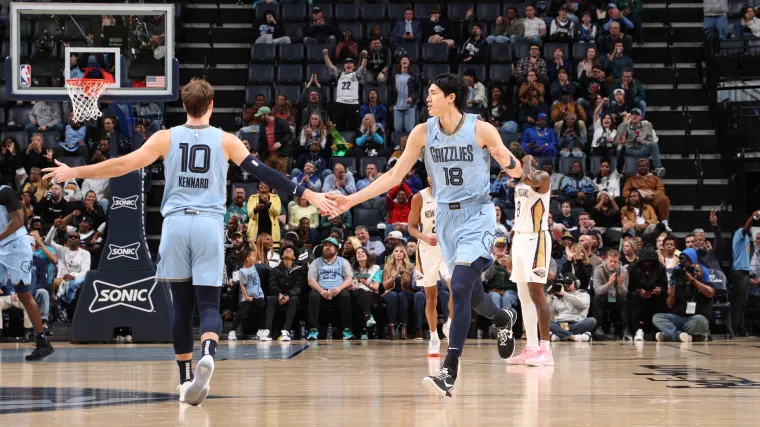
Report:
66,68,114,122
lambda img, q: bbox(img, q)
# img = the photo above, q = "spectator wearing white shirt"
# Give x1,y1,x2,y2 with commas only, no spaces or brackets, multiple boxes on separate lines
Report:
519,5,546,44
46,224,91,304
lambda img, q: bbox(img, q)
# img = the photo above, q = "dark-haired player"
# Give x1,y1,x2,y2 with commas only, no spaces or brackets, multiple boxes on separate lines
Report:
43,79,338,406
328,74,522,397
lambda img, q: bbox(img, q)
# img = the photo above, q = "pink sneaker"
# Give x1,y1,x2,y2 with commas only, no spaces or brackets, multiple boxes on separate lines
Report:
505,348,536,365
525,349,554,367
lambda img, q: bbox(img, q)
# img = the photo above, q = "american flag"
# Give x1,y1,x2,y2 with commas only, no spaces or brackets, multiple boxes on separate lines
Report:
146,76,165,88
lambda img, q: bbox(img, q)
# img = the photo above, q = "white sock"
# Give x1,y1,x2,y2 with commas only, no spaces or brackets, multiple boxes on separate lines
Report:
539,340,551,351
517,282,539,350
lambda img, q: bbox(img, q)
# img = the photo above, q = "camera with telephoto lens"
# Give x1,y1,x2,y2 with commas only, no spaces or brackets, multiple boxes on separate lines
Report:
549,274,575,295
671,262,697,285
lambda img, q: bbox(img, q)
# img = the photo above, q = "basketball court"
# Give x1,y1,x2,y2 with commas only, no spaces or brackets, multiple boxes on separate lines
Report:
0,339,758,426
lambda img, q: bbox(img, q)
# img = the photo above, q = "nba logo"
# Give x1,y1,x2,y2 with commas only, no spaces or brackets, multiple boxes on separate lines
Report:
20,64,31,88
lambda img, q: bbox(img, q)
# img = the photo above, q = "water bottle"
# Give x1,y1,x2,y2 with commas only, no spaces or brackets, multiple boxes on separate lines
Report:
608,287,617,303
300,321,306,339
326,323,333,340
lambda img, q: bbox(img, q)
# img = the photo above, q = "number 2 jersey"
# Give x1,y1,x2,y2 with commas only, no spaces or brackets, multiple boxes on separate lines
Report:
513,181,550,233
423,114,490,204
161,125,229,217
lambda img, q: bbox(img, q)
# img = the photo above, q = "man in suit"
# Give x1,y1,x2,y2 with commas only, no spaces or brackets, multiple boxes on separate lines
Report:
392,7,422,46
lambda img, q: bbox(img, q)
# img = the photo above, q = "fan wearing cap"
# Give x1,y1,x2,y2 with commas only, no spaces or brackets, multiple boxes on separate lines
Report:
253,106,293,175
617,108,666,177
306,236,355,340
519,112,558,157
610,69,646,117
323,49,367,132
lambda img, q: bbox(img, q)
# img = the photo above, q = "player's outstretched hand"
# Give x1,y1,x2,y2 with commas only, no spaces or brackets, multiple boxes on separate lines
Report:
326,192,353,218
42,160,75,182
304,190,339,217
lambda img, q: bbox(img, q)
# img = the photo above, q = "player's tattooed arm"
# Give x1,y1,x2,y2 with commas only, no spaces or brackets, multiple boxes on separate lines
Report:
520,155,551,194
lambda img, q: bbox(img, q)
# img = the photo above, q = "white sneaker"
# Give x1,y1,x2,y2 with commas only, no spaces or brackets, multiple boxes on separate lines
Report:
575,333,591,342
656,332,667,342
259,329,272,341
279,330,291,341
178,381,192,403
255,329,264,340
679,332,692,342
442,319,451,339
634,329,644,342
228,331,238,341
427,334,441,357
184,355,214,406
125,335,133,343
550,333,560,342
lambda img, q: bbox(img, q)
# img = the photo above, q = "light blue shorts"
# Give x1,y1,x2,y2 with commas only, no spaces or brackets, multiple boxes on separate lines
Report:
435,200,496,275
0,236,33,292
156,211,224,287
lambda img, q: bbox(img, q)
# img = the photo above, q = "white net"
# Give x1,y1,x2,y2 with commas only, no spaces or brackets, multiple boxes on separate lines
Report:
66,79,110,122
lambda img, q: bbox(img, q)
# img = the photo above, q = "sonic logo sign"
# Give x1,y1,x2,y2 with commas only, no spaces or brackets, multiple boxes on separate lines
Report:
107,243,140,261
111,195,138,210
89,277,157,313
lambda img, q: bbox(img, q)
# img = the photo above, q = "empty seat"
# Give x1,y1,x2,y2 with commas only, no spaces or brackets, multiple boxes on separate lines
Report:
359,157,387,176
476,3,500,21
490,43,513,63
306,64,331,85
490,64,512,84
307,43,331,63
334,4,359,22
500,132,521,144
248,64,275,84
423,64,450,82
512,42,531,60
338,22,363,40
8,105,33,127
362,84,389,105
277,64,304,84
277,43,304,63
281,4,307,22
42,132,58,149
361,3,387,21
415,3,439,20
329,156,357,175
283,23,305,43
449,3,474,23
573,42,596,62
250,44,276,63
459,64,487,82
33,19,58,39
543,42,569,62
339,131,357,144
245,85,273,105
389,3,413,20
58,156,86,167
422,43,448,63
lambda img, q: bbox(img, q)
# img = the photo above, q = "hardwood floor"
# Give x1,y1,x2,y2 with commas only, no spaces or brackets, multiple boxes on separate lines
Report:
0,338,758,426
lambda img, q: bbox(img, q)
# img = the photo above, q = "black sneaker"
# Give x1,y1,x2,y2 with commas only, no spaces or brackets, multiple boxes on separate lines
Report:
422,366,456,398
495,308,517,359
25,342,54,361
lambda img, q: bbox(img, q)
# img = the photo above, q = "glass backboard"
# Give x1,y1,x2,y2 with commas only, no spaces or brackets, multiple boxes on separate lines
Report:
6,2,178,102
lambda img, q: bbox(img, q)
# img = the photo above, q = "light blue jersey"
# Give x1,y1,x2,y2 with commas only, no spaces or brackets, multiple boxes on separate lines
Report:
423,114,490,205
0,185,28,246
0,186,33,288
421,114,496,272
161,125,229,216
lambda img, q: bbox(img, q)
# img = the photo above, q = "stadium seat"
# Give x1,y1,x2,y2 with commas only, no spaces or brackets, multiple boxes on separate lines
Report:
250,44,276,63
422,43,449,63
543,42,569,62
423,64,450,82
512,42,531,59
62,20,90,40
334,4,359,22
283,23,305,43
306,64,331,85
275,85,302,107
245,85,273,105
58,156,86,168
1,131,28,152
476,3,500,22
248,64,275,84
459,64,487,82
623,156,640,175
239,133,260,154
353,207,386,233
360,157,387,176
362,84,389,105
276,64,304,85
590,156,617,175
415,3,439,19
500,131,521,145
307,44,331,63
311,3,334,20
361,3,387,21
389,3,413,20
339,131,357,144
42,132,58,150
490,43,513,63
8,105,32,127
277,43,304,63
558,156,586,175
281,3,307,22
573,42,596,62
33,19,58,39
392,132,410,149
338,22,363,40
489,64,512,85
329,156,357,175
448,3,473,23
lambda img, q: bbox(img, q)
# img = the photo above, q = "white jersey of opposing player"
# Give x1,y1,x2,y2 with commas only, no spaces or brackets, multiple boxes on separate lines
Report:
419,187,438,237
513,182,550,233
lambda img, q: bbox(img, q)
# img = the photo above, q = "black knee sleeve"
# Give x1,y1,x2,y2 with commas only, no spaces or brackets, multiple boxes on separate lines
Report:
170,280,195,355
196,286,222,336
